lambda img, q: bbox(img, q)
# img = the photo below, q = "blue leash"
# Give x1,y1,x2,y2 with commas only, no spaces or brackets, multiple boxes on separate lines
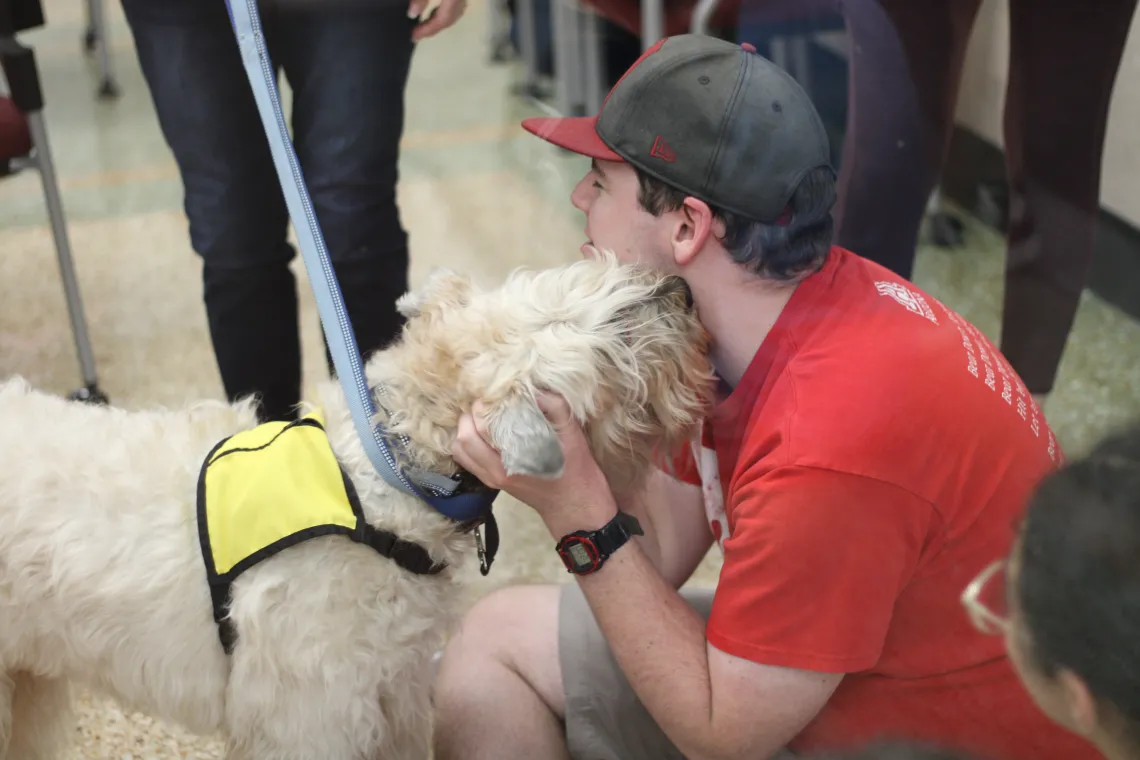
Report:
222,0,499,562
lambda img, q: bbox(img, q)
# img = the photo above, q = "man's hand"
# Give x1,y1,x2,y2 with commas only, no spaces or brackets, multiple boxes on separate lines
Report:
451,393,619,534
408,0,467,41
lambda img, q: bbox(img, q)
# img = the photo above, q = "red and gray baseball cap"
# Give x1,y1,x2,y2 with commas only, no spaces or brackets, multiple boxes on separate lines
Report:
522,34,834,225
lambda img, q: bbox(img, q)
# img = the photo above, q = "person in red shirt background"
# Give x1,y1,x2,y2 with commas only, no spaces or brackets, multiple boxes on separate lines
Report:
435,33,1093,760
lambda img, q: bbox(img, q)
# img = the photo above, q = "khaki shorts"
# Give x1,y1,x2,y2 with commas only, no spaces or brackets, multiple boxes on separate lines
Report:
558,583,796,760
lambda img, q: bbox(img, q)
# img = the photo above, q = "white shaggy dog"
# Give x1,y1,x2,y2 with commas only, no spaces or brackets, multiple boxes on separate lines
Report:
0,255,714,760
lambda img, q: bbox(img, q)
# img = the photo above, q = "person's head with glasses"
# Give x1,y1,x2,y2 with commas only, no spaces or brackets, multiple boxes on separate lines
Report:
962,424,1140,760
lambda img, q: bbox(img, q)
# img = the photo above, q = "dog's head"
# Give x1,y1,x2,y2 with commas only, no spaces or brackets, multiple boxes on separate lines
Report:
386,252,715,495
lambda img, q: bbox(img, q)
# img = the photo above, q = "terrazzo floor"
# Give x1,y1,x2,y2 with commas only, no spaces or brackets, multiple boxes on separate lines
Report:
2,0,1139,756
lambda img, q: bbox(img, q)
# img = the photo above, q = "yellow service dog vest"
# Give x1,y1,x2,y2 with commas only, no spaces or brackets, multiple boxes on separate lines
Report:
196,413,445,655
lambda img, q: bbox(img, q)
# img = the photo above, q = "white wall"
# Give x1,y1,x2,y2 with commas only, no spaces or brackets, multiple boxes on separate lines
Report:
954,0,1140,225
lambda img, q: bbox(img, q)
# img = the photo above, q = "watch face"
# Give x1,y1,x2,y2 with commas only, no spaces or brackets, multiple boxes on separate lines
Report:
568,542,593,567
559,536,599,573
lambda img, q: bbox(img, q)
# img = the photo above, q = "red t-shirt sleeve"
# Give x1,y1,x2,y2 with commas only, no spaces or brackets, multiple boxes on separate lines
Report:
706,465,932,673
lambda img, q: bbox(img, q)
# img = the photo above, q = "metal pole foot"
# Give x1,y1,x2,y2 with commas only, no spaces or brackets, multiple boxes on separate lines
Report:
83,0,122,100
69,384,110,405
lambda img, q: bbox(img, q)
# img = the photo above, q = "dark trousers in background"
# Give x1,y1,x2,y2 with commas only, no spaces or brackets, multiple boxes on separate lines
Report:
839,0,1138,394
119,0,416,421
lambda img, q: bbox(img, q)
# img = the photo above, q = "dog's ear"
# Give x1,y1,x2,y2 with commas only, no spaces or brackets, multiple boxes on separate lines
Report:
396,268,473,320
482,393,565,479
600,273,694,338
395,291,421,319
649,274,693,312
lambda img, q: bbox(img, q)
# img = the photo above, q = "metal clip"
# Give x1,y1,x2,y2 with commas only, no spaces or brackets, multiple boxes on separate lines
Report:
475,524,490,576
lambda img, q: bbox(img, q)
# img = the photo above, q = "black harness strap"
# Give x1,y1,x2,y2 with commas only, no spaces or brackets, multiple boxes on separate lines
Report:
213,517,447,655
354,522,446,576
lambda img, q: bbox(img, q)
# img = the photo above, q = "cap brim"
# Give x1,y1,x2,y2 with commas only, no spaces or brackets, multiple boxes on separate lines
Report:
521,116,624,162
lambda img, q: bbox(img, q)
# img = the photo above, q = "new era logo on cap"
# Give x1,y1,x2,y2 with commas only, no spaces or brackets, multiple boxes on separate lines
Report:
650,136,675,162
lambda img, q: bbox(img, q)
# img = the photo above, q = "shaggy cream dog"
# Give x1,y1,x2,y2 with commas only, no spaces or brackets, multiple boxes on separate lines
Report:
0,255,714,760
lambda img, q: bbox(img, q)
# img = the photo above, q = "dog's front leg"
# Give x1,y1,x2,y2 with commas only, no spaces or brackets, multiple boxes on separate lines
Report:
0,671,11,759
1,672,74,760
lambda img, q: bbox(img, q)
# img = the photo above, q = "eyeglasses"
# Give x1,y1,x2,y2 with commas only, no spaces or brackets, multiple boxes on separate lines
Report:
961,559,1010,635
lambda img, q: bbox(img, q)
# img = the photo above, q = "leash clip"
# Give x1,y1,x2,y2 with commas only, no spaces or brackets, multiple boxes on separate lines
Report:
475,524,490,576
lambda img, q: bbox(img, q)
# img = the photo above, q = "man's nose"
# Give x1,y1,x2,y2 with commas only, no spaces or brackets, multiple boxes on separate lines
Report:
570,176,591,212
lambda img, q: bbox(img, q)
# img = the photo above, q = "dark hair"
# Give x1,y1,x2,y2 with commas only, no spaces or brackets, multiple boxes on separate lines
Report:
1015,423,1140,745
807,740,980,760
634,166,836,282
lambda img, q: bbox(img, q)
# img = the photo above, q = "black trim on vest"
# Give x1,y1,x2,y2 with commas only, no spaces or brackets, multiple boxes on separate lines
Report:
196,416,447,656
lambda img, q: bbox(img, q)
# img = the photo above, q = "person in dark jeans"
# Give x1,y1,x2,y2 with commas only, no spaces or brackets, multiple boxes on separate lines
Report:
834,0,1139,404
119,0,465,422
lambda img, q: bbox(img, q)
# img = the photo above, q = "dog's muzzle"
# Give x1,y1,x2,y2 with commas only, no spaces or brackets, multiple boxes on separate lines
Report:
372,385,501,575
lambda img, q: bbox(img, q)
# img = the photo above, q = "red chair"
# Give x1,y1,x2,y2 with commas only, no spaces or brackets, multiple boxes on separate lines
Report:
0,96,29,157
2,6,109,404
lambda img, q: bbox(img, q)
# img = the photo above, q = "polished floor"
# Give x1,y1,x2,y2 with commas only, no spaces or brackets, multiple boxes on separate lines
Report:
2,0,1140,756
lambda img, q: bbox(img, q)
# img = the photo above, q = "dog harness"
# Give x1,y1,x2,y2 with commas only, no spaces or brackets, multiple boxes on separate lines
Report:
197,412,445,655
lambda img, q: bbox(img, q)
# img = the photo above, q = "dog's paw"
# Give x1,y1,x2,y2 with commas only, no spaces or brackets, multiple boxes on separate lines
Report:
502,431,565,479
487,396,566,479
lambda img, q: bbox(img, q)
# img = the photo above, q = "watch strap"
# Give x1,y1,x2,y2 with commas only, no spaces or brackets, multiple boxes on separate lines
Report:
556,511,643,574
594,511,644,556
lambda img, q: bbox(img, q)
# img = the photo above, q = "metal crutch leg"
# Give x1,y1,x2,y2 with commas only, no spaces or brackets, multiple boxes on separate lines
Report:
28,112,108,402
2,36,109,403
580,6,604,116
927,187,965,248
513,0,543,98
83,0,120,99
641,0,664,48
553,0,585,116
488,0,515,62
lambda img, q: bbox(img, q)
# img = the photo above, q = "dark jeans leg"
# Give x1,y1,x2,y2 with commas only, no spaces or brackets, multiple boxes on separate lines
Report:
119,0,301,422
1000,0,1138,394
272,6,417,370
832,0,981,280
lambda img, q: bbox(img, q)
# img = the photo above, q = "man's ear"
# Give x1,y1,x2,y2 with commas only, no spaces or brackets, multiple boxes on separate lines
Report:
396,268,473,319
481,392,565,479
1059,669,1100,738
672,197,717,268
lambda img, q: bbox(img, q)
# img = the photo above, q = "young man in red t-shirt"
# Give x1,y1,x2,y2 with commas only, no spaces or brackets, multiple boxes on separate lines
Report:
434,34,1096,760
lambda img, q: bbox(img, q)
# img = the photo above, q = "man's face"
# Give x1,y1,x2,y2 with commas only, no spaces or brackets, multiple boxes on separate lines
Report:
570,158,674,271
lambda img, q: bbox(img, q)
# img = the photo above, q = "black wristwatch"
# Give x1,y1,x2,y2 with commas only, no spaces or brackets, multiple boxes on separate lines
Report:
555,511,644,575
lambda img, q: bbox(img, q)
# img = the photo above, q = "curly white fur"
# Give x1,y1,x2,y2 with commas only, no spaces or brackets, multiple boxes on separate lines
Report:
0,253,714,759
